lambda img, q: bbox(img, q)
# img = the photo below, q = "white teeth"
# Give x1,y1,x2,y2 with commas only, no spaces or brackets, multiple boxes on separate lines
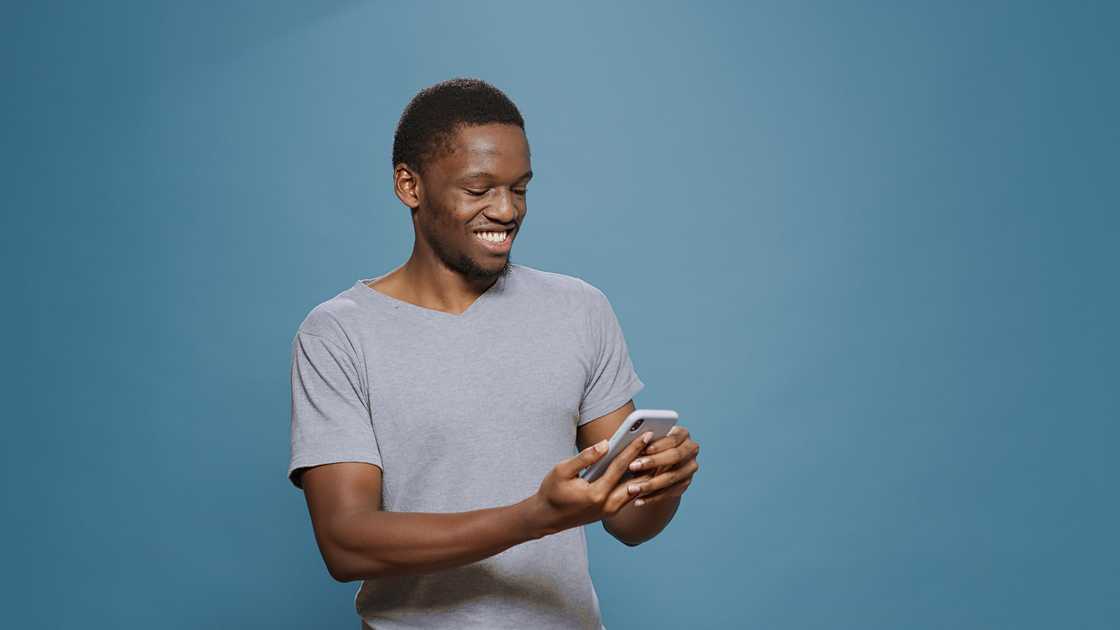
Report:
477,231,508,243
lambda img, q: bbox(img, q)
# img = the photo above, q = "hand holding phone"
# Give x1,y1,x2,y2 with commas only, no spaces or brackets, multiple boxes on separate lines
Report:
526,409,680,538
578,409,679,483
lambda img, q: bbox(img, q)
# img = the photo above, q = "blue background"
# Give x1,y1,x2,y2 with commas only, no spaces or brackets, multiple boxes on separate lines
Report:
5,1,1117,628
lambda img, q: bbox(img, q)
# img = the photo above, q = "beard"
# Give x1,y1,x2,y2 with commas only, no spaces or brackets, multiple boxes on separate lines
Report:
427,229,513,283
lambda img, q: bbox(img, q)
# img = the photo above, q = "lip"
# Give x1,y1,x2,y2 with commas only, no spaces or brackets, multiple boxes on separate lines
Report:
473,229,514,254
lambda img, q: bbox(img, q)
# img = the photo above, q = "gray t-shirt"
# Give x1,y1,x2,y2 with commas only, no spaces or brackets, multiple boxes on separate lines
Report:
288,263,644,629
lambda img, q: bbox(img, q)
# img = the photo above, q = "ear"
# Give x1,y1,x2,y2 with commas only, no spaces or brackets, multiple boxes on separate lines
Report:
393,163,422,210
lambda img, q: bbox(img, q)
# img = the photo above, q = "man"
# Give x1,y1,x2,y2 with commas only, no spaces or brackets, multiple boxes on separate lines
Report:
288,78,700,629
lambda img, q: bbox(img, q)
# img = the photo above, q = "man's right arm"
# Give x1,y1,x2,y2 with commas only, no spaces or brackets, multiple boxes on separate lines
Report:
298,433,653,583
299,462,546,582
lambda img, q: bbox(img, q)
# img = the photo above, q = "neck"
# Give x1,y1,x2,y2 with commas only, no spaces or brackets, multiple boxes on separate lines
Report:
403,253,496,301
369,242,504,315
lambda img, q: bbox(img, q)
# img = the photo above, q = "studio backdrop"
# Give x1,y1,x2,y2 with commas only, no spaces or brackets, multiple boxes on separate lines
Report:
6,2,1118,629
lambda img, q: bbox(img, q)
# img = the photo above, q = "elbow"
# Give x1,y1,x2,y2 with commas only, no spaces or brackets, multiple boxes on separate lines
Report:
327,562,354,583
315,511,394,582
325,555,383,583
324,549,388,583
615,534,645,547
322,545,358,582
319,536,380,583
323,544,393,583
602,521,645,547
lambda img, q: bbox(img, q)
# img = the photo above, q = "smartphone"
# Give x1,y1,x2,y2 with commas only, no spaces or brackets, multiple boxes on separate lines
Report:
578,409,679,483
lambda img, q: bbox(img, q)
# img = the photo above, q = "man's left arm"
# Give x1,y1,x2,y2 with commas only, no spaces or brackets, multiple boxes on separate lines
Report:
577,400,700,546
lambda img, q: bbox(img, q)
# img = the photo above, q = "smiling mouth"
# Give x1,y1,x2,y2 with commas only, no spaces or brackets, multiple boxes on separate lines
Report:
472,229,514,254
475,231,509,243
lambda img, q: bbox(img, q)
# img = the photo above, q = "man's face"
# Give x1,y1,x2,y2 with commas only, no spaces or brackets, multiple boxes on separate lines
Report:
410,123,532,282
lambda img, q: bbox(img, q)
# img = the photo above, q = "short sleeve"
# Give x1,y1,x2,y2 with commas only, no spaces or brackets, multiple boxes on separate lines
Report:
288,330,382,489
578,284,645,425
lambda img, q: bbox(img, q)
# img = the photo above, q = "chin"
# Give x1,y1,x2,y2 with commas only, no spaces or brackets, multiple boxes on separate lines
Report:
455,253,511,281
483,258,512,279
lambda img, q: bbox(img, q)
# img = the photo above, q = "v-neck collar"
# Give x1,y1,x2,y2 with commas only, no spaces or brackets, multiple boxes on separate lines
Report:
354,266,513,321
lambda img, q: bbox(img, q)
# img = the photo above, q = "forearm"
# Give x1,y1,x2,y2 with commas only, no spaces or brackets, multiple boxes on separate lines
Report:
324,495,549,581
602,495,681,546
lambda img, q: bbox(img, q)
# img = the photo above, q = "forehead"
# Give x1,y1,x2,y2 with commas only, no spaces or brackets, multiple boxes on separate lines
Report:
430,123,530,179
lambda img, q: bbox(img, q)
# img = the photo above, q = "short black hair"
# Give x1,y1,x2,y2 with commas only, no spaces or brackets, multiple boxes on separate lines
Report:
392,77,525,175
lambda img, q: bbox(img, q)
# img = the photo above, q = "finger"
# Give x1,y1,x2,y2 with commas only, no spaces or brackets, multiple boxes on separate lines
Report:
621,472,655,496
557,439,610,478
643,435,677,455
592,431,653,491
632,458,700,496
630,439,699,474
633,470,681,497
604,473,654,511
634,477,693,506
642,426,690,455
641,475,693,501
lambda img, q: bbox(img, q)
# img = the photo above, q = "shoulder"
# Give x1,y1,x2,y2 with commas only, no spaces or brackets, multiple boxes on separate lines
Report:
294,283,368,349
510,263,609,308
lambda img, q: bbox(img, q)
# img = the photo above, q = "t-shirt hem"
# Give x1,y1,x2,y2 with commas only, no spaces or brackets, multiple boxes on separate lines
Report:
288,455,384,489
578,378,645,426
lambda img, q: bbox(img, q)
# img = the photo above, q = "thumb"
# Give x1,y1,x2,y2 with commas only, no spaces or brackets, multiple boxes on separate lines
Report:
557,439,609,478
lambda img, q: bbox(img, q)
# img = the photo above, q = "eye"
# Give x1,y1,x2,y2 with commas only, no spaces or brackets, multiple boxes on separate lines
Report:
514,189,527,196
465,188,488,197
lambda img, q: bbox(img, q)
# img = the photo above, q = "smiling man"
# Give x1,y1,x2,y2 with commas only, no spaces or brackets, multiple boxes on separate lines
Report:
287,78,700,630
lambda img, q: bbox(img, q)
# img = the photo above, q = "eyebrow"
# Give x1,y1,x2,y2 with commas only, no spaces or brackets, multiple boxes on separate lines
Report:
459,170,533,183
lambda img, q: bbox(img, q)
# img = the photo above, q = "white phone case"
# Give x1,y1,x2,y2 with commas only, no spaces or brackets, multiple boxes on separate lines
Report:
578,409,679,482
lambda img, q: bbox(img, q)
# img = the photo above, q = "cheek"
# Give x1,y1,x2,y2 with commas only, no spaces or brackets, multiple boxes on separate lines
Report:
434,196,478,224
425,198,467,230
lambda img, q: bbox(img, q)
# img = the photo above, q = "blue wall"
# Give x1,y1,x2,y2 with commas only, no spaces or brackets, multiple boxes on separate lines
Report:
6,1,1117,628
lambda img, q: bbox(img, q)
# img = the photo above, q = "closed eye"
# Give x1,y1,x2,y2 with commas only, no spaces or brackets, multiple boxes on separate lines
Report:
464,188,526,197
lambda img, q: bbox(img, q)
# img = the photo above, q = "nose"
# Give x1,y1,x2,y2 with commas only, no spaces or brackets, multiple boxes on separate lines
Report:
486,187,519,224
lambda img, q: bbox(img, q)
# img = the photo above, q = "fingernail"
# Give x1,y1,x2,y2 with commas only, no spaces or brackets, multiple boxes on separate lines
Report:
635,499,645,506
642,431,653,444
595,439,608,453
628,484,641,494
629,459,644,471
